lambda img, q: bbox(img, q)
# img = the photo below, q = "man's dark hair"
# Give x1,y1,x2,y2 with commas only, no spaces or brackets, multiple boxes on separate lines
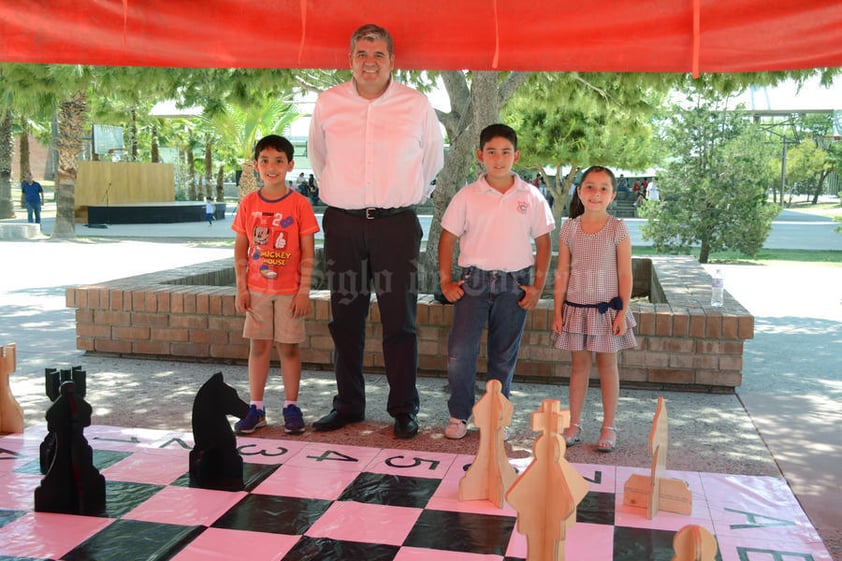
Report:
253,135,294,161
479,123,518,151
350,24,393,56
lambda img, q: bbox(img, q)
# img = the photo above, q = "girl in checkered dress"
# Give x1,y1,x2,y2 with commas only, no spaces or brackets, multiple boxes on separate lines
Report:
551,166,637,452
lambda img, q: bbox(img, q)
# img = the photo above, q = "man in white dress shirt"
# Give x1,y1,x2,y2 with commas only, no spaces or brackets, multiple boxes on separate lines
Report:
308,23,444,439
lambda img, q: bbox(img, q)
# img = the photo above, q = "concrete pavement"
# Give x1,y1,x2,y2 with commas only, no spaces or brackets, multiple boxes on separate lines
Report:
2,206,841,558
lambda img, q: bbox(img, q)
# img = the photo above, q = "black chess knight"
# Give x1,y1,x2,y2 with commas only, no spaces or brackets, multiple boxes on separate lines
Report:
189,372,250,491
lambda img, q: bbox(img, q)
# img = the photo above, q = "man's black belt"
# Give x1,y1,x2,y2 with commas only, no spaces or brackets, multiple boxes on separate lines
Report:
330,206,415,220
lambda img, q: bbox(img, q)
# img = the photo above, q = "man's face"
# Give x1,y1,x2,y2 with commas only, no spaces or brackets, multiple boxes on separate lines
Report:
350,38,394,99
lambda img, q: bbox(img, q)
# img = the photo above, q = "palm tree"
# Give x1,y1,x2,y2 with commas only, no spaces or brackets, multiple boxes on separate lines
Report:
207,96,299,199
0,110,13,218
52,90,88,238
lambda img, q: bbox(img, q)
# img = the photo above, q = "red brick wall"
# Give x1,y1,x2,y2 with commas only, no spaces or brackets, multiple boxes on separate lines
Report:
66,256,752,391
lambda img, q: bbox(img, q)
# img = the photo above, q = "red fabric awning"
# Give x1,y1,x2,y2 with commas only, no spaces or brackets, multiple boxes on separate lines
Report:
2,1,841,73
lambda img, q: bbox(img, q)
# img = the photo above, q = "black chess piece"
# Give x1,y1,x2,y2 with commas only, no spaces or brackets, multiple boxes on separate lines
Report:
34,380,106,515
40,366,86,473
189,372,250,491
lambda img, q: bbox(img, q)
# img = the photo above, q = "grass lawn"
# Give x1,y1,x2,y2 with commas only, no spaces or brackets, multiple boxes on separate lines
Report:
632,246,842,265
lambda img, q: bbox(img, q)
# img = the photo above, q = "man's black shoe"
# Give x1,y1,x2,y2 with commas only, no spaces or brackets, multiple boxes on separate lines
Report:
394,413,419,439
312,409,364,432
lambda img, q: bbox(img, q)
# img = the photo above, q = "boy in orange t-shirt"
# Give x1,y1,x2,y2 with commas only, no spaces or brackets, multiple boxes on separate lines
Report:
231,135,320,434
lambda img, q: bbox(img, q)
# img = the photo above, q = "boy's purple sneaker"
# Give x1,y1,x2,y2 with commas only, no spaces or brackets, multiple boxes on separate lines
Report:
283,404,305,434
234,405,266,435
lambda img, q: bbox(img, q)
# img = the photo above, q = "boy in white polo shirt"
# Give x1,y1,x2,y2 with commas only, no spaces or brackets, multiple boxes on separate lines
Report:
438,124,555,439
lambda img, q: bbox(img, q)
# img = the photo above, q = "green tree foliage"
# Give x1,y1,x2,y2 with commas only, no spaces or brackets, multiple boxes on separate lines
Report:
506,72,669,227
639,93,779,263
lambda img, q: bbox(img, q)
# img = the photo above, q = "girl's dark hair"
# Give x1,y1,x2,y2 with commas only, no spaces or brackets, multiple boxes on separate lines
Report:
568,165,617,219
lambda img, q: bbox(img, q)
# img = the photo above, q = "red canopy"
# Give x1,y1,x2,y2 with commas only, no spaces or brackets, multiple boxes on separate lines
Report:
2,1,841,73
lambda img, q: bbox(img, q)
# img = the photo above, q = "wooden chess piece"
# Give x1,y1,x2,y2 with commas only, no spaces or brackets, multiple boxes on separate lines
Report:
672,524,718,561
506,400,589,561
624,396,692,518
0,343,24,434
459,379,516,507
189,372,250,491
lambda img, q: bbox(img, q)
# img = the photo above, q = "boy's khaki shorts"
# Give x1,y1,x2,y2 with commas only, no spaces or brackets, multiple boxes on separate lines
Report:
242,292,306,344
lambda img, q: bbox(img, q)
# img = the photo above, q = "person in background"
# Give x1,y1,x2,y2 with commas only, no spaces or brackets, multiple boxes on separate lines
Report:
646,176,659,201
231,135,320,435
21,172,44,224
308,23,444,439
551,165,637,452
439,124,554,439
205,196,215,226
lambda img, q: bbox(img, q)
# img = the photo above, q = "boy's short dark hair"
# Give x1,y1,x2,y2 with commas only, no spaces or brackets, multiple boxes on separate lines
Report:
480,124,518,151
253,135,294,162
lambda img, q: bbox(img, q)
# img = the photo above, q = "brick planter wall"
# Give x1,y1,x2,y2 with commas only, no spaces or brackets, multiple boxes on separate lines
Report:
66,255,753,392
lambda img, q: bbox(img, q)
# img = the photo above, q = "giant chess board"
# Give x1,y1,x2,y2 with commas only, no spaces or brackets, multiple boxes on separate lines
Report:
0,425,832,560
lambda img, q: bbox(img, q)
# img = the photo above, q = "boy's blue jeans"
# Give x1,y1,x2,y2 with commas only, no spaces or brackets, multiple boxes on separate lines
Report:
447,266,530,421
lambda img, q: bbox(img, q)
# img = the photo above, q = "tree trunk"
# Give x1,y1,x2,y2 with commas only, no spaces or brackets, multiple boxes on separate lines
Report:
421,71,501,293
187,149,197,200
130,109,138,161
216,165,225,201
53,91,88,238
698,239,710,264
811,169,830,204
19,122,31,180
0,112,13,219
151,124,160,163
204,139,213,199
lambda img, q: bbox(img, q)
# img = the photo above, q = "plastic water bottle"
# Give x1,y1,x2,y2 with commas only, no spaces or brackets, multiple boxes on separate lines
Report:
711,269,724,307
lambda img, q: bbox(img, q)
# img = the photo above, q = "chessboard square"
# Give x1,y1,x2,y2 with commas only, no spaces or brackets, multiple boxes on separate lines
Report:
14,448,130,476
395,545,508,560
613,525,723,561
101,450,190,485
577,491,615,526
253,463,360,500
104,481,165,518
0,509,27,530
442,455,477,482
337,472,441,508
0,512,112,559
307,500,421,546
426,472,517,517
700,473,797,511
170,461,278,492
711,504,820,544
283,535,400,561
211,493,332,535
169,527,302,561
572,462,618,494
283,442,381,472
85,426,192,455
716,533,834,561
614,500,714,534
505,521,614,560
122,485,247,526
403,509,515,555
0,473,41,510
366,448,457,479
237,435,310,466
0,435,42,474
62,518,203,561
